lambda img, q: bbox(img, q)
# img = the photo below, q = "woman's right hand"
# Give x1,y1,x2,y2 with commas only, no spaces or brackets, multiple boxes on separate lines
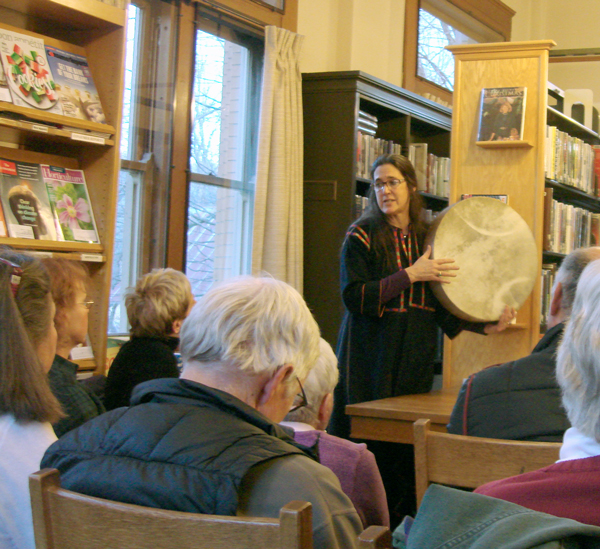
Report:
405,245,459,284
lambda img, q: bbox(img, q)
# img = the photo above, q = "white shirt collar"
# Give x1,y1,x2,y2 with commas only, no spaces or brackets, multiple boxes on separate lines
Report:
558,426,600,462
279,421,315,432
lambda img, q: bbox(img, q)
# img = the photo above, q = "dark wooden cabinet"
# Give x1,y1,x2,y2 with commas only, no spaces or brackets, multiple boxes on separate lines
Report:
302,71,451,347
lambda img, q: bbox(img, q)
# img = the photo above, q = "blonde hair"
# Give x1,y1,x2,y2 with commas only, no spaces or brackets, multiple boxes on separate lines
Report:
126,268,193,337
180,276,321,381
0,249,63,423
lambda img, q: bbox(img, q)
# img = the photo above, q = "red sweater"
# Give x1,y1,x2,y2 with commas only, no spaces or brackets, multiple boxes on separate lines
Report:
475,454,600,526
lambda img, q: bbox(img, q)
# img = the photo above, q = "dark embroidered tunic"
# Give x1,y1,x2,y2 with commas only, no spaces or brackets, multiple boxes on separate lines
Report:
330,222,478,438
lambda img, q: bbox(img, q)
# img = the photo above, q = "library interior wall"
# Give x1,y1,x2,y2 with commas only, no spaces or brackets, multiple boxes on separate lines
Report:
297,0,405,87
298,0,600,112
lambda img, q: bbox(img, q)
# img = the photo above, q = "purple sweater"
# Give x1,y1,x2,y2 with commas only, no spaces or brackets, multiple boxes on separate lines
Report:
475,454,600,526
292,429,389,528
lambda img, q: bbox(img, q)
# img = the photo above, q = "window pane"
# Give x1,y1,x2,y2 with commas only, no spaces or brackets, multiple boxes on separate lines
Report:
257,0,284,9
108,168,141,333
120,4,141,160
417,8,476,92
187,27,257,298
187,182,250,298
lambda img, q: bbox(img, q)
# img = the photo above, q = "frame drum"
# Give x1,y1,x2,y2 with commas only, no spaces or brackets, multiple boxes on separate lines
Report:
425,197,537,322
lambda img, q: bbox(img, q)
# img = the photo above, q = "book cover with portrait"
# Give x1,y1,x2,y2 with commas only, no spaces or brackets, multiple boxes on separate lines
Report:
0,158,58,240
41,164,100,243
477,87,527,142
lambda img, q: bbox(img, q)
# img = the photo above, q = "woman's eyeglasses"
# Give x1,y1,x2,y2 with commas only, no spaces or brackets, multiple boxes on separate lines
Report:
371,178,405,192
80,300,95,310
289,377,308,413
0,257,23,297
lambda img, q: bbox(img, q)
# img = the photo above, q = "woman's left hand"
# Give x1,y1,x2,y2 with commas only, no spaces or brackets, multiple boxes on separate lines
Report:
483,305,517,335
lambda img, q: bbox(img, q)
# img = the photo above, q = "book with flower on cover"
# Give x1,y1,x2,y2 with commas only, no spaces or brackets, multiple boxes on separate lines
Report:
41,165,99,243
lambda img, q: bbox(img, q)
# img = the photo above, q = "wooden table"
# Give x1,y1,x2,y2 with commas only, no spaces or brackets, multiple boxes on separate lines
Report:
346,385,461,444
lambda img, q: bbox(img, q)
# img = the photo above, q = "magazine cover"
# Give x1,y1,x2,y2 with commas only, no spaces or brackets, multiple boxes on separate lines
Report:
0,198,6,237
0,26,63,115
0,60,12,103
477,87,527,142
0,158,58,240
45,45,106,124
41,164,100,243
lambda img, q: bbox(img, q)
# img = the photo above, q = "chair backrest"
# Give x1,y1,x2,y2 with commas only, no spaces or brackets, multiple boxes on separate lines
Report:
413,418,562,507
30,469,313,549
358,525,392,548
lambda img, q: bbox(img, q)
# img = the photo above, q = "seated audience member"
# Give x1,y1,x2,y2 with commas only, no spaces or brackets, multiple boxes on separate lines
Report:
474,258,600,526
104,268,194,410
281,337,389,528
42,276,363,549
42,258,105,437
0,251,62,549
447,247,600,441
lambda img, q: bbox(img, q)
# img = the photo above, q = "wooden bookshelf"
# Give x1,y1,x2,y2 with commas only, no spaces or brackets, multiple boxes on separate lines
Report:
302,71,451,348
0,0,125,374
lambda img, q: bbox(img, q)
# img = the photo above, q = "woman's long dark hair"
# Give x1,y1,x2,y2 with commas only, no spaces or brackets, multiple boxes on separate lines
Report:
352,154,427,273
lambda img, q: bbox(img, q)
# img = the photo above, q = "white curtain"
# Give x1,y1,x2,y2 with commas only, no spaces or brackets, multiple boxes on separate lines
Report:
251,26,304,292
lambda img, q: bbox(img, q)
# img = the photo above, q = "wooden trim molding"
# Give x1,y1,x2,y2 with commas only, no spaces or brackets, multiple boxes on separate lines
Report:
191,0,297,31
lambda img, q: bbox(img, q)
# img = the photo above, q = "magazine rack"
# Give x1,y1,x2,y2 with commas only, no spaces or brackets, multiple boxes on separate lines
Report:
0,0,126,373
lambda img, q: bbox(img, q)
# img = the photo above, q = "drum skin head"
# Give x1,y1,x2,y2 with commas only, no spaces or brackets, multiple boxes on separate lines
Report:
425,197,537,322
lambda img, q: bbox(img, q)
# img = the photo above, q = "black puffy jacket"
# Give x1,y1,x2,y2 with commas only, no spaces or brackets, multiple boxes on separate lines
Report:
447,323,570,442
42,378,314,515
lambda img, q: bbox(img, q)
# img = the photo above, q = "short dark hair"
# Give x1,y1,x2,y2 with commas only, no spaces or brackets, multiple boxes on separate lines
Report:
557,247,600,316
0,249,62,423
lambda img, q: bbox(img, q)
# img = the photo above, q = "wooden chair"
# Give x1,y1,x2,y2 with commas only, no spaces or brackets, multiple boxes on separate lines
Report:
358,525,392,548
413,418,561,508
30,469,313,549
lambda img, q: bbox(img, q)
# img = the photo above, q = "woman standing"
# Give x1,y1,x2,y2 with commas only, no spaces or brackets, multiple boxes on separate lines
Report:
0,250,62,549
330,154,512,438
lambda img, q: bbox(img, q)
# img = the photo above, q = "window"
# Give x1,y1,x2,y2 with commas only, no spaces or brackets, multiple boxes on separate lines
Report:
109,3,145,334
185,16,262,298
417,7,477,92
403,0,514,104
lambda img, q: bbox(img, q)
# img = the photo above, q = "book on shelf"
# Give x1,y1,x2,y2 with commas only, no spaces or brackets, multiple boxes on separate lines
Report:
408,143,427,192
0,197,6,236
0,157,59,240
45,45,106,125
356,132,401,179
0,25,62,115
477,87,527,142
41,165,100,243
542,187,553,251
540,263,557,329
546,197,597,255
546,125,594,194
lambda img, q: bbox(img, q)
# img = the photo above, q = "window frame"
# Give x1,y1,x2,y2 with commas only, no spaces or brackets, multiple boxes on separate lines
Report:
168,0,290,271
403,0,515,104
